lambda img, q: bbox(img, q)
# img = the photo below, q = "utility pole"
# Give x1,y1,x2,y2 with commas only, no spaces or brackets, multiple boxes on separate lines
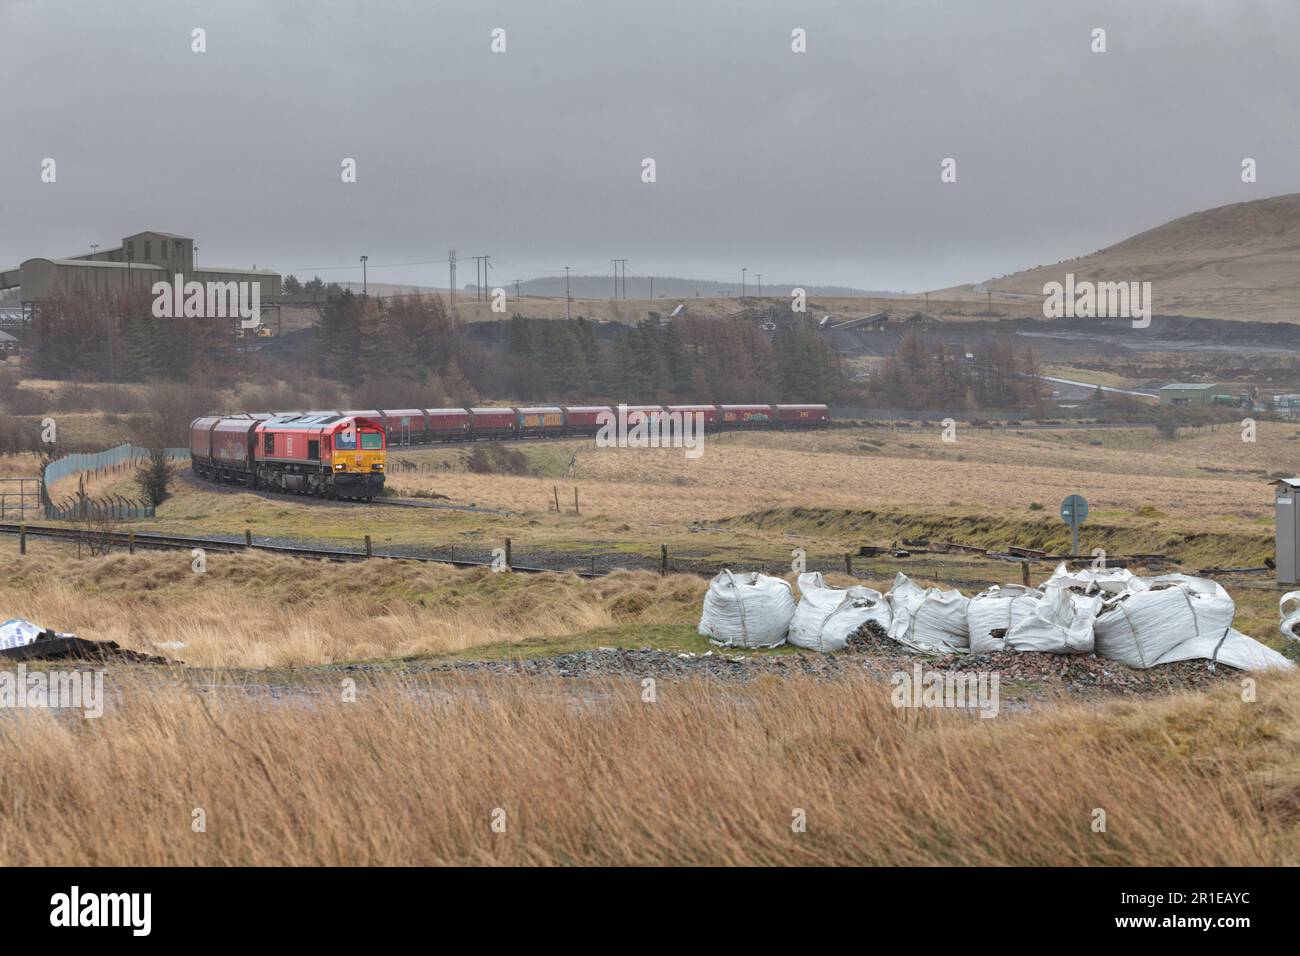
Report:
90,243,99,257
612,259,628,299
741,267,747,302
471,255,489,301
448,248,456,309
565,266,571,319
360,255,368,295
649,275,653,299
514,278,522,301
756,273,762,298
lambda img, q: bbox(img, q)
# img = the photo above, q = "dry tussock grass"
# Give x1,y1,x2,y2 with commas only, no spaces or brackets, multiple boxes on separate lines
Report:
0,669,1295,865
0,551,705,668
386,424,1289,526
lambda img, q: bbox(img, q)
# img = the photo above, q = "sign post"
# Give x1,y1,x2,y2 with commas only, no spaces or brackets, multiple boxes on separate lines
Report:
1060,494,1088,557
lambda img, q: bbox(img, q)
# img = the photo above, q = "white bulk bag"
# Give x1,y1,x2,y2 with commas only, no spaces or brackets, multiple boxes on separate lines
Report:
0,619,44,651
1005,582,1102,654
886,573,969,654
1280,591,1300,643
1093,576,1235,668
966,585,1042,653
698,570,795,648
789,572,891,652
1153,628,1294,672
1042,562,1140,596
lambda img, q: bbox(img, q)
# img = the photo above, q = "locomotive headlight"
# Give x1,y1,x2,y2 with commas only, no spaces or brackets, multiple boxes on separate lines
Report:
373,463,383,470
334,463,345,470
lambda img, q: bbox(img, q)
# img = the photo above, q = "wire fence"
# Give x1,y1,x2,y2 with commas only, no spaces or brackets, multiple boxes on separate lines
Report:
41,444,190,520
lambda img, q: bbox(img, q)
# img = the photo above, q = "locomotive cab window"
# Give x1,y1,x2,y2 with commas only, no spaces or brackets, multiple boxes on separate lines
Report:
361,431,383,450
335,430,357,450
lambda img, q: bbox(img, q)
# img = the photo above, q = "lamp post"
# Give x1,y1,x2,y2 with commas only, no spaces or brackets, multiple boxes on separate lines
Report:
360,255,369,296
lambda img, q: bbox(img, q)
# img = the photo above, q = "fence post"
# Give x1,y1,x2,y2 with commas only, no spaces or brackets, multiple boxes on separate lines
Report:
844,552,853,576
129,530,135,555
364,534,372,558
504,537,512,570
1021,560,1031,587
19,523,25,555
245,529,252,549
573,487,579,515
661,544,668,575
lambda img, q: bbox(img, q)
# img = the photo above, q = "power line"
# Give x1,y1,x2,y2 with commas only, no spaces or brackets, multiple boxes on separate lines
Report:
278,256,450,274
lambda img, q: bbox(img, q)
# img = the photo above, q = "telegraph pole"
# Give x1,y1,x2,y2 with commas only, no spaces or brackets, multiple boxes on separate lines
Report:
612,259,628,299
514,278,522,301
360,255,368,295
471,255,489,301
756,273,762,298
741,267,747,302
565,266,571,319
449,249,457,308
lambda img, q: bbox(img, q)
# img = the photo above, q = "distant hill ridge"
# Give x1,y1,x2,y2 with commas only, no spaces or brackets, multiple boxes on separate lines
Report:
982,193,1300,322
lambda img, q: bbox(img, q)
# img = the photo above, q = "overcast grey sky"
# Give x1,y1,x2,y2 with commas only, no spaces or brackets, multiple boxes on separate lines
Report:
2,0,1297,292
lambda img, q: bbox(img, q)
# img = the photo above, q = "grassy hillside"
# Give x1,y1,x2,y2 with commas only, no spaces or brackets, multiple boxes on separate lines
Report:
981,193,1300,322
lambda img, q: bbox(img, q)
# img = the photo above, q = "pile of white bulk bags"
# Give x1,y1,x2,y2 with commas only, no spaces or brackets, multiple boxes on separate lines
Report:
885,573,970,654
697,570,796,648
966,585,1042,653
697,565,1295,671
788,572,892,652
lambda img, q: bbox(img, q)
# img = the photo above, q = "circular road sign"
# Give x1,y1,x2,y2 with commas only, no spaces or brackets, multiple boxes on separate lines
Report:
1060,494,1089,526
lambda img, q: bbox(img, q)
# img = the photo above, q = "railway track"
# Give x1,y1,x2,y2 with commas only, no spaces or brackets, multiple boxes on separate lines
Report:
0,522,599,577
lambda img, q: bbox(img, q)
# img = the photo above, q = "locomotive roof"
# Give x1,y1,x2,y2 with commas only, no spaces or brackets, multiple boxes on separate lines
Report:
264,414,352,428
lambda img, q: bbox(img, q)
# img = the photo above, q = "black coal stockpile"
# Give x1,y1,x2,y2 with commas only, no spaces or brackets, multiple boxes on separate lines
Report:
0,632,170,665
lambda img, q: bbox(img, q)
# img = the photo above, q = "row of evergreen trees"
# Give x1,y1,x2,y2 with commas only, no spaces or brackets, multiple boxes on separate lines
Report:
500,313,848,404
30,289,236,384
29,286,854,407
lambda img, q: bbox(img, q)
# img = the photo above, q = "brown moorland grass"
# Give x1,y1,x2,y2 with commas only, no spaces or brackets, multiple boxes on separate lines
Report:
0,669,1296,865
0,550,706,668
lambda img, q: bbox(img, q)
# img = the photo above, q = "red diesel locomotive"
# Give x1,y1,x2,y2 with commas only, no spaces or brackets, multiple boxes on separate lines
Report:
189,413,386,499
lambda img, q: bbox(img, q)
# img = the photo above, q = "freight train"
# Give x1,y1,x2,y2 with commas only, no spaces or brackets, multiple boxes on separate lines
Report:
189,414,387,499
273,402,830,445
188,403,830,500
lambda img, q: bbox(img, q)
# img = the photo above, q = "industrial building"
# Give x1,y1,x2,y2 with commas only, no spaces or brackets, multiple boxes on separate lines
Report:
0,231,280,309
1157,382,1229,406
